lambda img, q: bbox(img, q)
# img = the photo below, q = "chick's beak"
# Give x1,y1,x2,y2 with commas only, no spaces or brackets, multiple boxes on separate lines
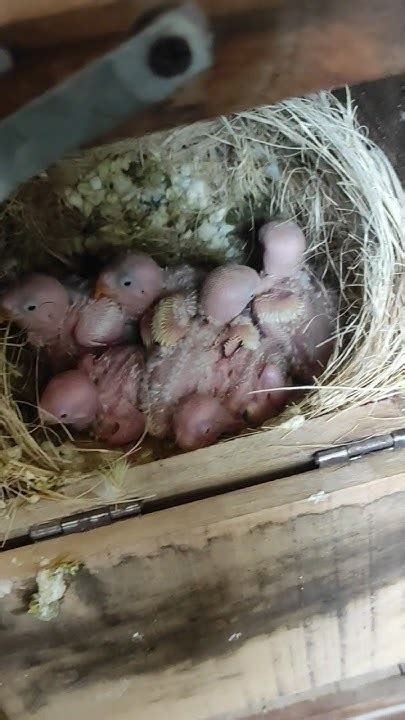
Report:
94,279,111,300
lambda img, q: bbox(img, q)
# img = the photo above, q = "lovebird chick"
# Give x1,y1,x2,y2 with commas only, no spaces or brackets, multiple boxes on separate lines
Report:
200,264,262,325
0,273,131,368
140,311,292,449
254,220,336,381
39,346,146,446
197,222,306,329
253,279,336,382
95,252,203,319
173,395,244,451
172,349,291,451
139,318,221,438
259,220,307,282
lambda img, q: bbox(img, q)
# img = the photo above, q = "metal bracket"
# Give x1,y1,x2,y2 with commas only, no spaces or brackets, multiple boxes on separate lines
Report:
314,428,405,469
0,3,212,201
29,499,142,541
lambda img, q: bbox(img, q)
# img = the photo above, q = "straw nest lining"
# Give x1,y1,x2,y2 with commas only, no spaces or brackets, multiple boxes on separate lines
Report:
0,91,403,512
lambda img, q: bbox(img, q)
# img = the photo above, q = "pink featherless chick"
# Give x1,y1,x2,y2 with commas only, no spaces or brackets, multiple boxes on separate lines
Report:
172,347,292,451
94,251,203,319
39,346,145,446
254,220,337,382
258,220,307,284
197,224,305,329
140,309,292,450
139,317,221,439
200,264,262,326
0,273,131,369
0,273,80,368
63,273,133,349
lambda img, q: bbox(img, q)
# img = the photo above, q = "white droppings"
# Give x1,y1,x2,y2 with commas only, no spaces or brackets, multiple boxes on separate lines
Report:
0,579,13,598
308,490,328,504
228,632,243,642
278,414,305,431
131,632,144,641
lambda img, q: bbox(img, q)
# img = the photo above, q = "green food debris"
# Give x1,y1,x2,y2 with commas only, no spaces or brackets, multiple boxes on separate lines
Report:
28,560,82,622
63,156,245,265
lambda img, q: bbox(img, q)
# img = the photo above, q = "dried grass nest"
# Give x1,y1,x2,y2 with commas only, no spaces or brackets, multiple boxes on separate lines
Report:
0,90,403,515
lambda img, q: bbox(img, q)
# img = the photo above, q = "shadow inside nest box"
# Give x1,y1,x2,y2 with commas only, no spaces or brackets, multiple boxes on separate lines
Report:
236,216,265,271
65,251,108,281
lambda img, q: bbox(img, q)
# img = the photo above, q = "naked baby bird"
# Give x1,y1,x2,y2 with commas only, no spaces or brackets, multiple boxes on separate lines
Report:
39,345,146,446
0,273,131,368
95,251,203,319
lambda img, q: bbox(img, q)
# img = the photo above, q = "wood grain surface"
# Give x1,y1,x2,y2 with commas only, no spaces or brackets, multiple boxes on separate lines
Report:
2,396,404,541
250,669,405,718
0,0,405,142
0,443,405,719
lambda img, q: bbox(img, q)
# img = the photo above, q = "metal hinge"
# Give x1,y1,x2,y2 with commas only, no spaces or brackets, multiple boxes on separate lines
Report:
29,500,142,542
24,428,405,542
314,428,405,469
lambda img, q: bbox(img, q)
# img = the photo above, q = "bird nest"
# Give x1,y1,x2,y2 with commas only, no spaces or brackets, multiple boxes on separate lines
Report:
0,91,403,517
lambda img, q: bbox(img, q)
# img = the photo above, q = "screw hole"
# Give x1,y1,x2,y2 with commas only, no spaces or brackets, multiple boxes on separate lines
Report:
148,35,192,78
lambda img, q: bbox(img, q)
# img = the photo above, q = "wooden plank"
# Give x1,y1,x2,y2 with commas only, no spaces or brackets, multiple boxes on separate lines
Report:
251,668,405,718
0,0,115,27
0,0,405,140
0,447,404,719
251,667,405,718
3,396,404,541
